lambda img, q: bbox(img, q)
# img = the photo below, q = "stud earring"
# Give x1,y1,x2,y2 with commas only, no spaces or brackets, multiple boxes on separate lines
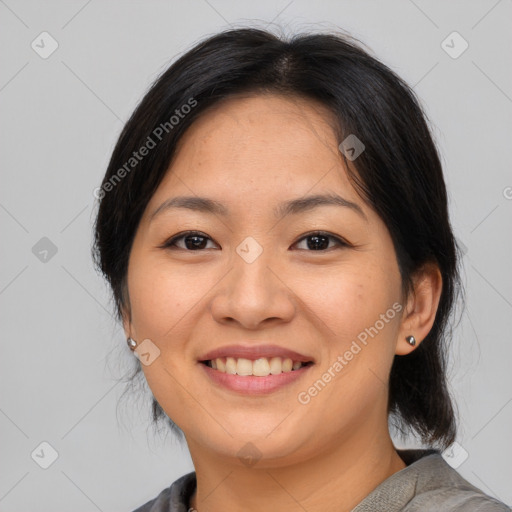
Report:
406,335,416,346
127,337,137,351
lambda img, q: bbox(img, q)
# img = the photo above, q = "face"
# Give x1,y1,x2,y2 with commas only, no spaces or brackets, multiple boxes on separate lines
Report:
125,94,406,467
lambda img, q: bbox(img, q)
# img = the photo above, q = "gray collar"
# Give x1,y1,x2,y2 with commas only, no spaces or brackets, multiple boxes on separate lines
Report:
156,449,507,512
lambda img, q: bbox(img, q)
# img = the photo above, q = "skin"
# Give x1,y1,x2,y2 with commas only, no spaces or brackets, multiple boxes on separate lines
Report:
123,93,442,512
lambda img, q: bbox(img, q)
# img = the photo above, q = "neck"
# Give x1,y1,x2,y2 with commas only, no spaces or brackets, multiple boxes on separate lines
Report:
187,425,406,512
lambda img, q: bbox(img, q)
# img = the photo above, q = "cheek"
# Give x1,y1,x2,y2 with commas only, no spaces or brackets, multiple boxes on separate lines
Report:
296,332,398,436
127,255,204,341
292,259,402,404
126,255,211,427
293,258,401,340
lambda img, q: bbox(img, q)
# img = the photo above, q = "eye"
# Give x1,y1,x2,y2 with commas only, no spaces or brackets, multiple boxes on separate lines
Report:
162,231,219,251
292,231,349,251
161,230,349,252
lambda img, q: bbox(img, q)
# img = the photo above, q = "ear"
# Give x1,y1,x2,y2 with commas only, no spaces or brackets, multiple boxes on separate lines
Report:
120,281,136,341
121,298,136,341
121,307,132,340
395,262,443,355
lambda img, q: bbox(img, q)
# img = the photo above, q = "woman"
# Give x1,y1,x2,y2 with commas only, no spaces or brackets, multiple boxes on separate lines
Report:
93,28,510,511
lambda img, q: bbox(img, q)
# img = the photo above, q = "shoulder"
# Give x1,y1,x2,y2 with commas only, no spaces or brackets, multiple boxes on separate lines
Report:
405,487,510,511
353,450,510,512
130,472,196,512
400,450,510,512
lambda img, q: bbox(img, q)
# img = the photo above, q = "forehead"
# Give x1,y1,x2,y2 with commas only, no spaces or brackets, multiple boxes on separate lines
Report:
141,93,373,227
176,93,341,162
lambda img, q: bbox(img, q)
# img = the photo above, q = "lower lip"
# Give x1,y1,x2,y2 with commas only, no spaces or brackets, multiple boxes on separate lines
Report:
199,363,314,394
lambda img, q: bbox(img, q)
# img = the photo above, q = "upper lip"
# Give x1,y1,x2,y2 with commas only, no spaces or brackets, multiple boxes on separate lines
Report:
199,344,315,363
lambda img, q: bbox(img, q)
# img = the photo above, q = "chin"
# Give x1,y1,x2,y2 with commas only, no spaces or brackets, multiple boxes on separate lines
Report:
185,418,318,468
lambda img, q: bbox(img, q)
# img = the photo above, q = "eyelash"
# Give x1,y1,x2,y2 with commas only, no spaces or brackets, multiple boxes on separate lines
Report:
161,230,350,252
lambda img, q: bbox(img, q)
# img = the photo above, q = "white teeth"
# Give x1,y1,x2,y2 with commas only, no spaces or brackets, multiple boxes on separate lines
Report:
216,358,226,372
253,358,270,377
236,358,253,376
225,357,237,374
282,358,293,372
269,357,283,375
208,356,308,376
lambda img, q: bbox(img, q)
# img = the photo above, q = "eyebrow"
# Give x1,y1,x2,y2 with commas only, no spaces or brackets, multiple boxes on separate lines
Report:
150,193,366,221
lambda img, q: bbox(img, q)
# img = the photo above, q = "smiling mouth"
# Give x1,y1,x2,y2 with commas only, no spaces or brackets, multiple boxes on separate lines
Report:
200,356,314,377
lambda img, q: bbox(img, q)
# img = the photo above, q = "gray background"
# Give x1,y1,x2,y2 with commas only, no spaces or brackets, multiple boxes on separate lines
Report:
1,0,511,510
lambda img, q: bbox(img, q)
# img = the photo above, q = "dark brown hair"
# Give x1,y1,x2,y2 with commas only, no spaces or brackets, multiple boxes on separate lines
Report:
93,27,462,448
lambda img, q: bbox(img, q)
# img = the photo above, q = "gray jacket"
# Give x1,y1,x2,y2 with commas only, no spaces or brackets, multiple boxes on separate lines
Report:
132,449,510,511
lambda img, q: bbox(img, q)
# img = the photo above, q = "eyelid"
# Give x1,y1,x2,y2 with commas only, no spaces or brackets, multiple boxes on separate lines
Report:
160,230,220,250
161,230,351,251
291,230,351,250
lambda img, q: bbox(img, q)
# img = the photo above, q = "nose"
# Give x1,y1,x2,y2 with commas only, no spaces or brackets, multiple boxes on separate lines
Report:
209,249,296,330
